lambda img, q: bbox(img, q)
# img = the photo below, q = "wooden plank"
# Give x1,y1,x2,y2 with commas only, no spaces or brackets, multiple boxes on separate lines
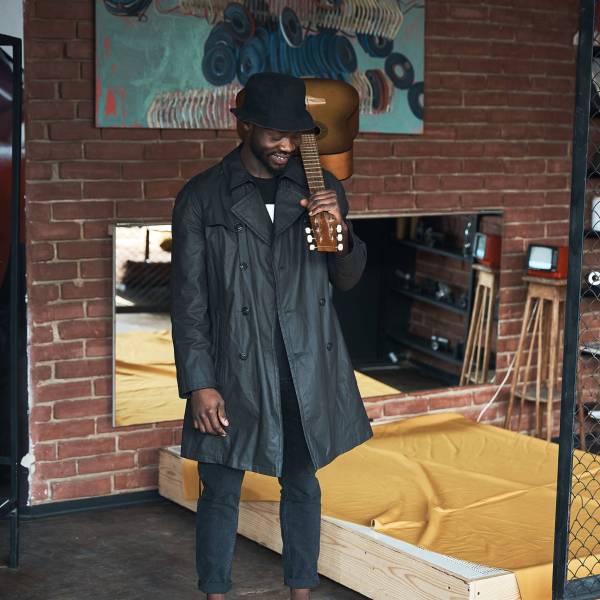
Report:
158,447,521,600
239,501,472,600
158,446,196,512
470,574,521,600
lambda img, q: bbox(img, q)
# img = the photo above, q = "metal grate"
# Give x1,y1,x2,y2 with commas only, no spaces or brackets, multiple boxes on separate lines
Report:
554,1,600,598
567,8,600,595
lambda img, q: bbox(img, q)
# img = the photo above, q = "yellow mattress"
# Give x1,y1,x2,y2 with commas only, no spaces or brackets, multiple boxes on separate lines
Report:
115,330,400,426
181,412,600,600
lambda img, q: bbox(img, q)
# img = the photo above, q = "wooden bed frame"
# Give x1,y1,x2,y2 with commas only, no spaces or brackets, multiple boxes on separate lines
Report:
159,445,521,599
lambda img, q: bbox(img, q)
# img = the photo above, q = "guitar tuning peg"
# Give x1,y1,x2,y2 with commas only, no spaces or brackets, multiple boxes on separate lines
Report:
307,234,314,242
305,227,312,234
336,224,342,233
309,244,316,250
337,243,343,251
337,234,343,241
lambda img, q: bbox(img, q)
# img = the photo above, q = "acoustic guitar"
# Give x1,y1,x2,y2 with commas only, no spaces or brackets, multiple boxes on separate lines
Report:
235,78,359,253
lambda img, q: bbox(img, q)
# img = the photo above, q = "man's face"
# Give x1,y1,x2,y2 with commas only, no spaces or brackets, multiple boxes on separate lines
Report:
247,125,302,175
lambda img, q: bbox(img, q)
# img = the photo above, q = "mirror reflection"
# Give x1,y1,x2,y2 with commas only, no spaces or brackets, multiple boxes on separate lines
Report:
334,212,502,394
112,213,503,427
112,223,182,427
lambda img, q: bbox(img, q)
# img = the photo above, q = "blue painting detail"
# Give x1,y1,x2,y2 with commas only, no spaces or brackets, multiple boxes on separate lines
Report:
96,0,424,133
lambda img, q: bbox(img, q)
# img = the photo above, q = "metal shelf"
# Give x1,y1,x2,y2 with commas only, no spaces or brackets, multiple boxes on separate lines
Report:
397,239,473,262
386,332,463,366
389,284,468,315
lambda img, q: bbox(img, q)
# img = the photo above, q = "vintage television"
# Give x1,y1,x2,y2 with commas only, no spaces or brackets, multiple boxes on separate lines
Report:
472,233,502,269
526,244,568,279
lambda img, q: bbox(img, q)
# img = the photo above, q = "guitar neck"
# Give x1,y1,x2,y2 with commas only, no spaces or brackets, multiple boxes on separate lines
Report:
299,133,326,195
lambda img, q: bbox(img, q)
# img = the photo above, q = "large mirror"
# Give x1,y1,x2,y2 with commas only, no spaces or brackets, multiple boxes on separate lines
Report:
111,213,503,427
111,223,182,427
340,212,503,393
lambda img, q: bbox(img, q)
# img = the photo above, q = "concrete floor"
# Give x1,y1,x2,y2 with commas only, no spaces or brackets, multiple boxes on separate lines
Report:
0,500,367,600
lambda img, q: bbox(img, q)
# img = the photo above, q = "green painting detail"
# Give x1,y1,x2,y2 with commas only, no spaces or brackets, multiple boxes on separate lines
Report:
95,0,424,133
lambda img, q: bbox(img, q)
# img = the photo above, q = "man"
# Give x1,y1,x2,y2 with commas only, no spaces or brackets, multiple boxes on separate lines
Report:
170,72,372,599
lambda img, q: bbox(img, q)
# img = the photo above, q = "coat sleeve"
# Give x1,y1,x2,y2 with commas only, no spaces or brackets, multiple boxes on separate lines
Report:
325,175,367,292
170,181,217,399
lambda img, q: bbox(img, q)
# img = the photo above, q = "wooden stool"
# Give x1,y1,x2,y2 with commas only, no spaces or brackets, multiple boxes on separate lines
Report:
504,277,566,440
460,264,498,386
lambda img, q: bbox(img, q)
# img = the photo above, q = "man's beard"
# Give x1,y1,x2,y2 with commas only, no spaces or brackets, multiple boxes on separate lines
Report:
249,133,290,176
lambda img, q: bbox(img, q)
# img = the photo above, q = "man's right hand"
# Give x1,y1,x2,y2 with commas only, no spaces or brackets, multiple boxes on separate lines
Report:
190,388,229,437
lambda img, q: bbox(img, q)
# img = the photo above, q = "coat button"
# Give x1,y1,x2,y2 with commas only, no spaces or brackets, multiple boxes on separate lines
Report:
319,297,326,306
241,306,250,315
239,352,248,360
239,262,248,271
235,223,244,232
326,342,333,351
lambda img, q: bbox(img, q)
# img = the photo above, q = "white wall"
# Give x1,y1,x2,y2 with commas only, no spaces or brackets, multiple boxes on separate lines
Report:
0,0,24,63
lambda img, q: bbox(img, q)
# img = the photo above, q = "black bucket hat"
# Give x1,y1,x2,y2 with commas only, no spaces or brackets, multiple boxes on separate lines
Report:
230,72,316,132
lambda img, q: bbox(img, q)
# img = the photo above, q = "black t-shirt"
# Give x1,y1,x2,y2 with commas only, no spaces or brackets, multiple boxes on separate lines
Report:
249,172,278,203
248,172,293,382
249,172,279,223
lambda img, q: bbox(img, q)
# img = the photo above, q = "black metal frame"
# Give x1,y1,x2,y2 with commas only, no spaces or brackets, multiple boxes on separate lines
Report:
553,0,595,597
20,490,164,520
0,33,23,570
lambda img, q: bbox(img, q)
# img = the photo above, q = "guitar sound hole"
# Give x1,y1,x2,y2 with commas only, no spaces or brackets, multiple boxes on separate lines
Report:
313,121,328,140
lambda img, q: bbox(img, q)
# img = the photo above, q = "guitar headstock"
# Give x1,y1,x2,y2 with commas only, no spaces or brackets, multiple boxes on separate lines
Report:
299,131,346,253
305,212,344,253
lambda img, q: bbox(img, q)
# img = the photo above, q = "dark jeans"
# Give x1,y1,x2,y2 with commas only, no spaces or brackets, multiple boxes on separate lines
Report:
195,377,321,594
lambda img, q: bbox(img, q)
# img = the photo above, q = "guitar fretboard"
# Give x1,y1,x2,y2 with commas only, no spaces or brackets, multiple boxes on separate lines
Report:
299,133,325,195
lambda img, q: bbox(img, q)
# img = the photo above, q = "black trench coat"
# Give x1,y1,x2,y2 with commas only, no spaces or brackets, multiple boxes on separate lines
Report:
170,145,373,477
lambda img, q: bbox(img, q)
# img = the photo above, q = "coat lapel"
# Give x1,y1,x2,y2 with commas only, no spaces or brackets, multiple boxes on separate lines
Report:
273,153,310,239
222,144,310,246
273,178,308,239
222,145,273,246
230,185,274,246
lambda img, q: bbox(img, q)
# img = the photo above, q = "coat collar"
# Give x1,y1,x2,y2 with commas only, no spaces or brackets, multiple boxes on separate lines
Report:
221,144,309,246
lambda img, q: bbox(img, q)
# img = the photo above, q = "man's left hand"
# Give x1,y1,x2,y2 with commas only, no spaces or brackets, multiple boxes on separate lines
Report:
299,189,348,236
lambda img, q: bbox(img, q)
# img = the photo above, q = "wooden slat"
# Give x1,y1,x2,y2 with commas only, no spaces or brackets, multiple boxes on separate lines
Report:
158,447,521,600
238,501,473,600
470,574,522,600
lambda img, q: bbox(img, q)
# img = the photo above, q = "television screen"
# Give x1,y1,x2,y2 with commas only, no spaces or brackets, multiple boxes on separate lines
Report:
473,233,487,260
529,246,554,271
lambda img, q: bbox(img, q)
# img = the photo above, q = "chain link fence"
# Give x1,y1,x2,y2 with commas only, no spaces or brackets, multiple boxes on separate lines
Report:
555,1,600,597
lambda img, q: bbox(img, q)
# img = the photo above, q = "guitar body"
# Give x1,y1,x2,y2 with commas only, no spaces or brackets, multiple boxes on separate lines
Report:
302,78,359,181
235,78,359,252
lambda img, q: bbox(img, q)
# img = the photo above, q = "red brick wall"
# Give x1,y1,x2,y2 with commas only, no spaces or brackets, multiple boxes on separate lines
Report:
24,0,577,504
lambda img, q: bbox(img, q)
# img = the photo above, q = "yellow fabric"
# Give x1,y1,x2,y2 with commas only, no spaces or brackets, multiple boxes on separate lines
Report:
181,412,600,600
353,370,400,396
115,330,186,426
115,330,400,426
182,458,200,502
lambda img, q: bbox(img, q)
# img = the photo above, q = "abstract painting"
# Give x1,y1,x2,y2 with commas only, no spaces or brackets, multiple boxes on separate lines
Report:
96,0,424,133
